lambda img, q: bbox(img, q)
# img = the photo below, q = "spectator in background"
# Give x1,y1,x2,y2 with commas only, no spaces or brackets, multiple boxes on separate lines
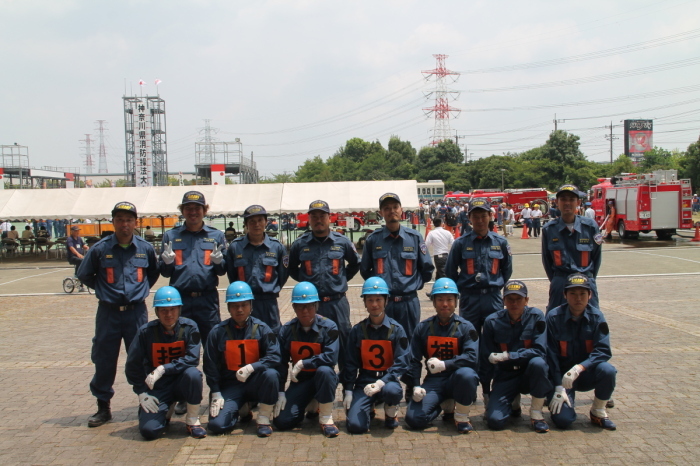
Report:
425,218,454,280
143,226,156,241
531,204,544,238
7,225,19,240
0,219,12,237
692,194,699,213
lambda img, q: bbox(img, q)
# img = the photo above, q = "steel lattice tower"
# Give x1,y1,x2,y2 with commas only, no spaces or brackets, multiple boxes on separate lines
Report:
422,54,461,145
80,134,94,174
123,95,168,186
96,120,108,173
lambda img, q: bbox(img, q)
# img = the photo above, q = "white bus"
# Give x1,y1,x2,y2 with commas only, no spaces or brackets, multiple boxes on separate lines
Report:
417,180,445,200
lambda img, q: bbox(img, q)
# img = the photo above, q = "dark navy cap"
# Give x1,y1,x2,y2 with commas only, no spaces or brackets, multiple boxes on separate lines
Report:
556,184,583,198
181,191,206,206
503,280,528,297
468,197,491,213
564,273,592,290
308,200,330,214
112,201,138,218
379,192,401,207
243,205,268,219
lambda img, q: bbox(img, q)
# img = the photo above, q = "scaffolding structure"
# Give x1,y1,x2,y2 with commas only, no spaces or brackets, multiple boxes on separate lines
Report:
123,95,168,186
96,120,108,173
422,54,461,145
0,144,31,188
194,121,258,185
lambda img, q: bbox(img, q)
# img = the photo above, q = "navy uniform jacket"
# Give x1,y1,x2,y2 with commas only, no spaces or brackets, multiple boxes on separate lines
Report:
541,215,602,280
480,307,547,382
125,317,201,394
457,211,470,227
445,231,512,290
277,315,338,386
77,234,159,304
225,234,288,295
409,313,479,387
341,315,410,391
159,225,227,291
359,226,434,293
288,231,360,296
545,304,612,386
204,316,281,393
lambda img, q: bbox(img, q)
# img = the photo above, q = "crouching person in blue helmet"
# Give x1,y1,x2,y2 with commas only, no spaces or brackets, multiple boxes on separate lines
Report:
204,281,281,437
481,280,552,433
342,277,411,434
405,278,480,434
125,286,207,439
273,282,341,438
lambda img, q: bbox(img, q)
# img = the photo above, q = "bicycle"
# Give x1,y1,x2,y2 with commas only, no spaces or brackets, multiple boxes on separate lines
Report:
63,275,92,294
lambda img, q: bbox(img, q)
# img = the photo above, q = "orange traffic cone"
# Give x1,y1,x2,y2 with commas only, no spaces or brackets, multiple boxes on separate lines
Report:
492,222,499,233
454,225,460,239
521,224,529,239
692,223,700,242
424,218,433,240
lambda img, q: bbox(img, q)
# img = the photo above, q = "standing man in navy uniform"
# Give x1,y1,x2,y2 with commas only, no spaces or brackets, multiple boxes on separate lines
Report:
287,200,360,369
125,286,207,439
205,281,281,437
225,205,288,332
360,193,434,341
481,281,551,433
77,201,160,427
445,197,512,335
342,277,410,433
545,273,617,430
273,282,341,438
159,191,226,344
541,184,603,313
405,278,480,434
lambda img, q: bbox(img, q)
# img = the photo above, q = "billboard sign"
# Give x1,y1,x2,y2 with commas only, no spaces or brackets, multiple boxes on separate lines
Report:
624,119,653,158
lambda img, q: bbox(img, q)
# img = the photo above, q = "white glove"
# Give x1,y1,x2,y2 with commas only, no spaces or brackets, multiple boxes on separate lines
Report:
145,365,165,390
210,392,224,417
549,386,571,415
562,364,584,389
161,242,175,264
236,364,255,382
412,387,427,403
209,242,224,265
364,379,385,397
488,352,510,364
427,357,446,374
274,392,286,418
343,390,353,410
290,360,304,382
138,392,160,414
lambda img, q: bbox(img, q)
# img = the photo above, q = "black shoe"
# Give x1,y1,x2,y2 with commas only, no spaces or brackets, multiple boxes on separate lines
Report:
442,412,454,422
455,420,473,434
174,401,187,415
606,398,615,409
88,400,112,427
511,408,522,418
590,412,616,431
239,412,254,423
531,419,549,433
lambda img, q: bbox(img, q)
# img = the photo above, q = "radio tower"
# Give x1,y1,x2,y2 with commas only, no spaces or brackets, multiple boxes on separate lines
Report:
96,120,108,173
80,134,94,174
422,54,460,145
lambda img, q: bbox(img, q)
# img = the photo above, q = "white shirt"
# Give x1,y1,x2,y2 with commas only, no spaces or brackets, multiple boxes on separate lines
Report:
531,209,543,219
585,207,595,219
425,226,454,256
521,208,532,219
0,221,11,232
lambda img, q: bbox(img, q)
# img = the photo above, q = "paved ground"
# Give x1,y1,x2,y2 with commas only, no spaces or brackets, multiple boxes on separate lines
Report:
0,231,699,464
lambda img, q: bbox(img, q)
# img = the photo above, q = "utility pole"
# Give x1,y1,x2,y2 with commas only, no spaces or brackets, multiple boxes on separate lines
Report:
605,121,620,164
553,113,565,131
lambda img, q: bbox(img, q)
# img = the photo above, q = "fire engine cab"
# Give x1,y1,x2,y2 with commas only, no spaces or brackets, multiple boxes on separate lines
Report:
590,169,693,240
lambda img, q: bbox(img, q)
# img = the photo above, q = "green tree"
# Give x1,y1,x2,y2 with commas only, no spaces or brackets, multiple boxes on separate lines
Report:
680,139,700,193
295,155,333,182
260,173,296,184
638,146,677,171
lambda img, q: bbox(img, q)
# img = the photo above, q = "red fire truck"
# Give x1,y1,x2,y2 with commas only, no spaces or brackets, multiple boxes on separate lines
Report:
295,212,365,231
444,188,550,224
590,170,693,240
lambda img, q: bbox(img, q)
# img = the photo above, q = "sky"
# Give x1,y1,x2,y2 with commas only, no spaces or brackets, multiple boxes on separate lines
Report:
2,0,700,179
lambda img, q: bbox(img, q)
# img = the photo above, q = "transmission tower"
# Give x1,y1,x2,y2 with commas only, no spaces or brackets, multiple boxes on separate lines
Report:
80,134,94,174
96,120,108,173
422,54,461,145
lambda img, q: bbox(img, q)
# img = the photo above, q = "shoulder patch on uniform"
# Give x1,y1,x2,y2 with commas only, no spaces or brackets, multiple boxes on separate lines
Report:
399,337,408,350
267,332,277,344
420,243,427,255
283,255,289,268
351,242,358,254
506,244,512,256
594,233,604,245
328,329,339,340
469,329,478,342
598,322,609,335
535,321,545,334
191,331,201,345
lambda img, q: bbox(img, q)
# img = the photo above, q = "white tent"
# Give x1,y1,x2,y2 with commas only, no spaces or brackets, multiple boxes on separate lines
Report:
0,180,419,220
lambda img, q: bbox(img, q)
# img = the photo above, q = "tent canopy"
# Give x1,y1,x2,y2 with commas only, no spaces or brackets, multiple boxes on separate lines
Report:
0,180,419,220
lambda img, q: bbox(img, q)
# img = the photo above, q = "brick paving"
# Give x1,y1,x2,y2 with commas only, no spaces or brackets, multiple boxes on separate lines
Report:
1,237,699,464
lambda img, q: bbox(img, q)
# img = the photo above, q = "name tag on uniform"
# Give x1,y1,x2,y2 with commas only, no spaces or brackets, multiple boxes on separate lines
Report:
330,246,342,251
579,238,589,243
174,238,182,242
303,248,310,252
204,238,215,242
465,247,473,251
375,246,382,250
552,238,559,242
135,253,147,258
236,254,243,259
105,254,113,258
490,246,500,251
265,252,276,257
403,247,414,252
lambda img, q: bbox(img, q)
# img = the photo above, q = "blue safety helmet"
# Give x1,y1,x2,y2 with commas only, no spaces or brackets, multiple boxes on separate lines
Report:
153,286,183,307
361,277,389,296
431,277,459,296
226,281,254,302
292,281,320,304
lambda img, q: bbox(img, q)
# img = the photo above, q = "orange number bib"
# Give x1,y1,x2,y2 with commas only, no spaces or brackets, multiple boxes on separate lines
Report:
427,336,458,361
361,340,393,371
224,339,260,370
151,341,186,366
290,341,321,372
